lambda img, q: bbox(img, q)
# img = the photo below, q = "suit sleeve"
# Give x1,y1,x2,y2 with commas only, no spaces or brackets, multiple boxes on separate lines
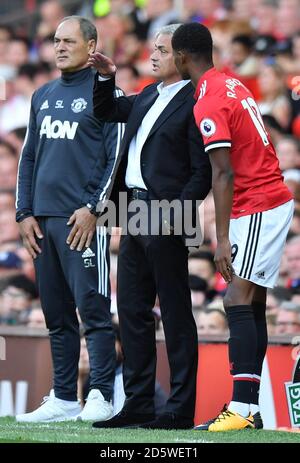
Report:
15,94,37,222
93,73,136,122
180,115,212,202
87,119,125,213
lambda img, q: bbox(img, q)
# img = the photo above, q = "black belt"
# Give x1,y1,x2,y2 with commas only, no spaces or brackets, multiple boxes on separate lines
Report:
129,188,151,200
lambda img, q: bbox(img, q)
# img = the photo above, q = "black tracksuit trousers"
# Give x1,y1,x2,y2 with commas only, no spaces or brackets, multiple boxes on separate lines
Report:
34,217,115,401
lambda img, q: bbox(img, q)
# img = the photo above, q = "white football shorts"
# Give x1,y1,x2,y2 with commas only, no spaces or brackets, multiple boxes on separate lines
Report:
229,199,294,288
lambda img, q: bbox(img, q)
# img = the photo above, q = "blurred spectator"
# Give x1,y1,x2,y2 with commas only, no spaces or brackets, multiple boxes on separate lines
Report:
114,31,146,65
231,0,253,21
0,140,17,160
253,34,277,57
187,0,227,24
266,290,281,316
0,25,13,62
277,30,300,75
275,0,300,40
230,34,259,77
38,35,56,67
0,251,22,270
0,209,20,244
26,306,46,329
189,274,208,308
282,169,300,207
285,236,300,289
266,311,277,335
0,190,15,211
0,64,41,133
290,209,300,236
278,244,292,286
210,19,252,63
254,0,277,36
258,62,291,129
206,298,224,312
37,0,66,39
5,38,30,69
275,301,300,334
0,274,38,325
117,0,180,42
0,250,22,278
14,245,36,281
262,114,286,145
266,286,292,334
276,136,300,171
0,146,18,190
189,251,216,292
0,241,36,281
197,308,228,335
188,250,224,298
115,64,140,95
145,0,179,39
33,62,54,89
291,288,300,306
4,127,27,157
270,286,292,307
94,13,131,60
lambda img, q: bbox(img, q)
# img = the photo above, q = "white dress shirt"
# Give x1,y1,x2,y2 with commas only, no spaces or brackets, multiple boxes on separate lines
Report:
125,79,190,190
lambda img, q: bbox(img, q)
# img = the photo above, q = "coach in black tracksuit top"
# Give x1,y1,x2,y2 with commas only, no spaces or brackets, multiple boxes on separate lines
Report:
16,17,123,413
90,25,212,430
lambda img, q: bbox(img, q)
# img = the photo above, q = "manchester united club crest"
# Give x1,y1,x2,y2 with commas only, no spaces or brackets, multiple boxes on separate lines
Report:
71,98,87,113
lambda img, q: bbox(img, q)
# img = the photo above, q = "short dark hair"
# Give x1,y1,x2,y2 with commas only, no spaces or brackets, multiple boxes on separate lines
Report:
17,63,39,80
60,16,97,43
172,22,213,62
232,34,253,51
189,250,216,273
10,126,27,141
3,275,38,299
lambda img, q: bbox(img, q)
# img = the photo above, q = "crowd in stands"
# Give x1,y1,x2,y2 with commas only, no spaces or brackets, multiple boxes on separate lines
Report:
0,0,300,342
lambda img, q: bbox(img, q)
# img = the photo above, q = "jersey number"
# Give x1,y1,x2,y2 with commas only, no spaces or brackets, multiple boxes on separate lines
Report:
241,97,269,146
231,244,238,264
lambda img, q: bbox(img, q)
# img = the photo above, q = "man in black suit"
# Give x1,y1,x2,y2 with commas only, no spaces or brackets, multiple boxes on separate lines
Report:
89,24,211,429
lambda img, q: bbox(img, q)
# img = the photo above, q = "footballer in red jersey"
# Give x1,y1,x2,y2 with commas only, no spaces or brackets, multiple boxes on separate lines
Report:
172,22,294,432
193,68,292,219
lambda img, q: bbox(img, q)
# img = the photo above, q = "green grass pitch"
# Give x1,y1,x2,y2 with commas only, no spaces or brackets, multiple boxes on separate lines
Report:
0,417,299,443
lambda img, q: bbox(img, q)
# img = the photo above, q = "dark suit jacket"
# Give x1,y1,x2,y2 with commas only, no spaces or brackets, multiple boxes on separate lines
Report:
93,75,212,245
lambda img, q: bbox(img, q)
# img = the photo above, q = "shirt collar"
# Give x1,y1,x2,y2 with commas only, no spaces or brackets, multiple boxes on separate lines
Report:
60,67,92,86
194,67,218,99
157,79,190,97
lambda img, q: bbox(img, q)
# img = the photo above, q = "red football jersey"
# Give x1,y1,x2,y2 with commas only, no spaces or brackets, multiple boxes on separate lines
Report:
194,68,293,218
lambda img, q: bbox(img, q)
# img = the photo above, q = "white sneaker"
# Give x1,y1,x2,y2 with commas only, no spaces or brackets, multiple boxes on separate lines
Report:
76,389,113,421
16,389,81,423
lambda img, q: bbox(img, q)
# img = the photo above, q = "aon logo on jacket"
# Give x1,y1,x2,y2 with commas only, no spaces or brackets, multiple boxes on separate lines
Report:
40,115,79,139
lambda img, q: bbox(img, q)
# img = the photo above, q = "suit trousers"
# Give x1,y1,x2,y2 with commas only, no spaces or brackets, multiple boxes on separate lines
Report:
34,217,115,401
117,209,198,418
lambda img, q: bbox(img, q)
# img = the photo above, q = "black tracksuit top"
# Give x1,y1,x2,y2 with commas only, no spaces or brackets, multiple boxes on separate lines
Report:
16,67,123,219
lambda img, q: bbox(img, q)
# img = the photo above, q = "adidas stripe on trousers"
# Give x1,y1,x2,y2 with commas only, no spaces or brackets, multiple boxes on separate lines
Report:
34,217,115,401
